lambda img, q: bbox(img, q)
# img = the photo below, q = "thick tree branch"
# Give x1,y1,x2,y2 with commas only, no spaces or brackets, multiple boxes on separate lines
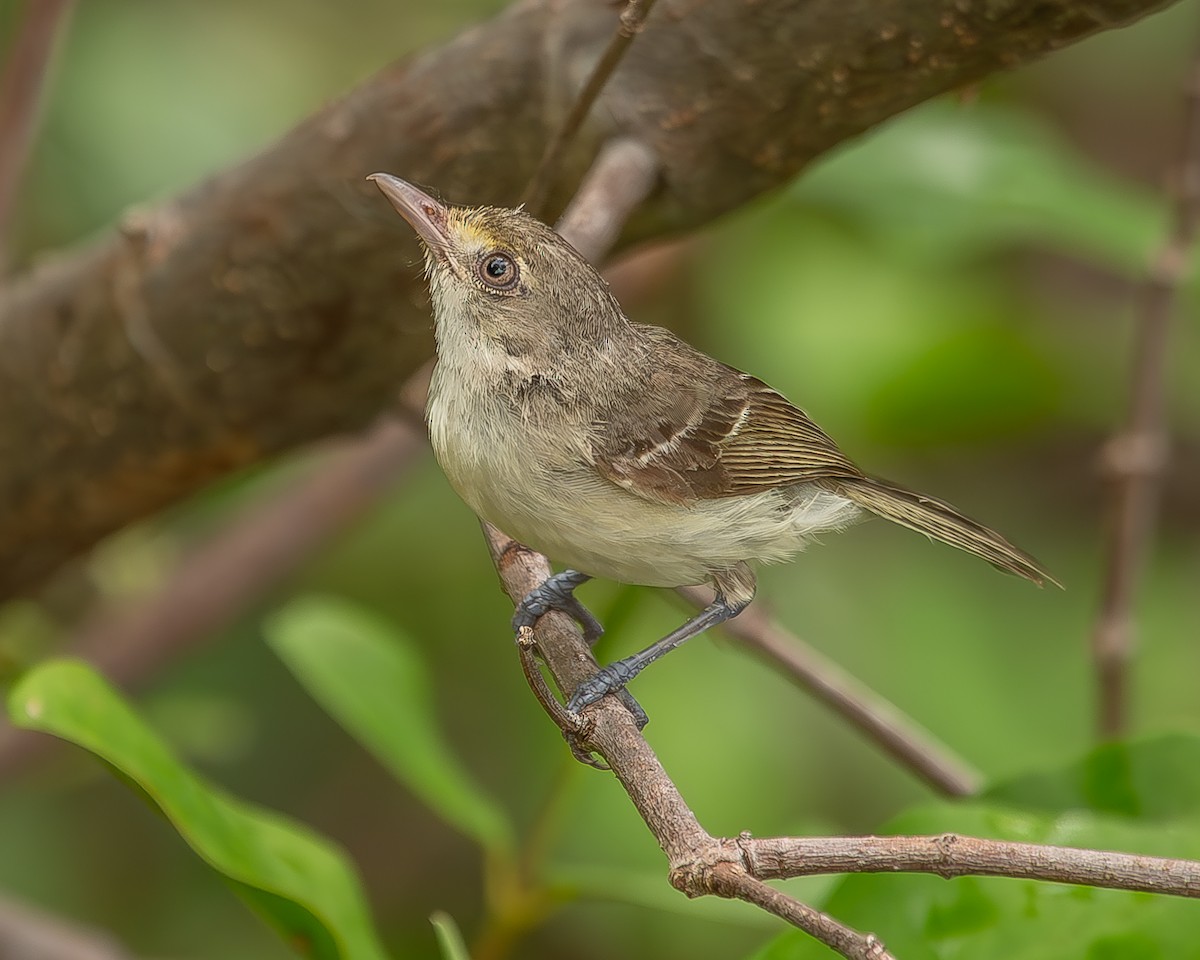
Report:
0,0,1178,600
1091,43,1200,737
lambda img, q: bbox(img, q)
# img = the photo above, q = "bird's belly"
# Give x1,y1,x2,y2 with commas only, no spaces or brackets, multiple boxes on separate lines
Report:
437,439,856,588
435,440,699,585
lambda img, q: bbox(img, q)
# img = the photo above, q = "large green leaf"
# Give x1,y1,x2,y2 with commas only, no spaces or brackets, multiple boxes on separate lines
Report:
7,659,390,960
751,735,1200,959
266,596,514,855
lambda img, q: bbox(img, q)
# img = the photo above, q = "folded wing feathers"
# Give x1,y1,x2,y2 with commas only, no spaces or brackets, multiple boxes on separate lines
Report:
825,477,1058,588
592,363,1056,587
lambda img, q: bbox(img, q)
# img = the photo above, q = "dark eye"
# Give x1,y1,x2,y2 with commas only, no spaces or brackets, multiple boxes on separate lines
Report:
478,252,519,290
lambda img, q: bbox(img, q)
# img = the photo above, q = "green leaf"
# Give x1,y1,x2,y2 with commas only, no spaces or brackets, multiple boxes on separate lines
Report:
7,659,389,960
266,596,514,855
986,734,1200,820
750,736,1200,960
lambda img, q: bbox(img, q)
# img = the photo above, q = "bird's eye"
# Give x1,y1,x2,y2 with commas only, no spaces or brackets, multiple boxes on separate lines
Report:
477,252,519,291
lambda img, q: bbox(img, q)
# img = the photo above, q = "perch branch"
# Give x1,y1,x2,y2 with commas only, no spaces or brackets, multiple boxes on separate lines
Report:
1091,43,1200,737
483,526,892,960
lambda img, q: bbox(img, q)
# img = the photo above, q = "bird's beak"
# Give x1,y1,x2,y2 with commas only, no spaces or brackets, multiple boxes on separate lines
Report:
367,173,452,261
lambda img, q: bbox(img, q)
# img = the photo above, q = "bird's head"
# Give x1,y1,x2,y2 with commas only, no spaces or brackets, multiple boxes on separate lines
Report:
368,173,622,350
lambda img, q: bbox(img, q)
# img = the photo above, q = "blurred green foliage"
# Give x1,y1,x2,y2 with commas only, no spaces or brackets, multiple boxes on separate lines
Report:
9,660,390,960
2,1,1199,959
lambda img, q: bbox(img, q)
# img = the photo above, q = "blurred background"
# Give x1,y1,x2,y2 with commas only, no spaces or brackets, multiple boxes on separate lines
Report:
1,1,1199,958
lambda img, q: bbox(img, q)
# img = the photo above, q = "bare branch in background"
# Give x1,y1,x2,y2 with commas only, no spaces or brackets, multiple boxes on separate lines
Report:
675,585,981,797
0,415,426,782
522,0,659,218
1091,46,1200,738
555,137,660,260
0,0,74,273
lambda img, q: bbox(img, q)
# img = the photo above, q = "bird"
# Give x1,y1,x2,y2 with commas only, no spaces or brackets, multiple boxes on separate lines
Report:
368,172,1057,716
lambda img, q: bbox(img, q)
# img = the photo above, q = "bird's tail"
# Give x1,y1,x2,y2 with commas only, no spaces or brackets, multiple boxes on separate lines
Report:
822,476,1059,588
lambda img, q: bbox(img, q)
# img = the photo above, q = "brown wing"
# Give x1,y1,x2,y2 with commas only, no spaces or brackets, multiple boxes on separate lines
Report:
590,328,863,506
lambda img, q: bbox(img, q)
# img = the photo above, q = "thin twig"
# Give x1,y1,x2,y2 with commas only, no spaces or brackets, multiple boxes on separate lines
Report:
708,869,894,960
1091,49,1200,738
521,0,658,218
514,624,584,736
0,0,75,272
676,586,981,797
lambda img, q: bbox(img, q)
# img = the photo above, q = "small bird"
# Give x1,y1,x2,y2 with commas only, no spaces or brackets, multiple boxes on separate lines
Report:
369,173,1056,715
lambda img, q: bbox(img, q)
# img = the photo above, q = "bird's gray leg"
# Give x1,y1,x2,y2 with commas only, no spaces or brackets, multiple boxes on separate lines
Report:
565,596,749,713
512,569,603,643
512,570,648,728
566,563,756,715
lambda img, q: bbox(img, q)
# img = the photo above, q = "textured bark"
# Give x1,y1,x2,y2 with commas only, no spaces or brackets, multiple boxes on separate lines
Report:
0,0,1178,597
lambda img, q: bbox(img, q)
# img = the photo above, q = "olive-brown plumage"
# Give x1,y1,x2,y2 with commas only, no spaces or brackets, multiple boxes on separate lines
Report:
369,173,1056,713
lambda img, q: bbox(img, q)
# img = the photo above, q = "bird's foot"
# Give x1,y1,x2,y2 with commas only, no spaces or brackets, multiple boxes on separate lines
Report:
567,657,643,715
513,571,647,732
566,677,648,732
512,569,604,644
